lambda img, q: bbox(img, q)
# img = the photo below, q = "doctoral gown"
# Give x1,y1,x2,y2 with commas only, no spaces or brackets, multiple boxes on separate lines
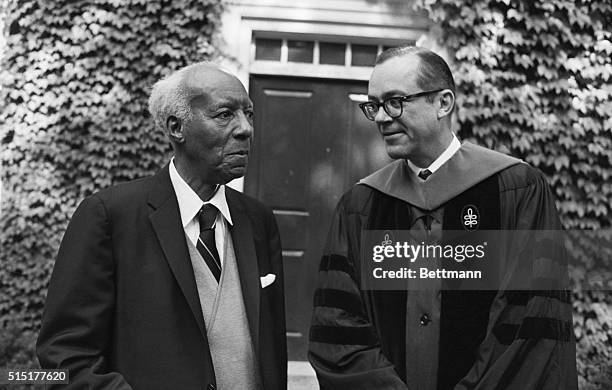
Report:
308,142,577,390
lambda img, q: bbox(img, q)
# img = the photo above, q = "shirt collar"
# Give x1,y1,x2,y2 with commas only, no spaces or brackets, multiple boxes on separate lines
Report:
406,133,461,177
169,158,233,228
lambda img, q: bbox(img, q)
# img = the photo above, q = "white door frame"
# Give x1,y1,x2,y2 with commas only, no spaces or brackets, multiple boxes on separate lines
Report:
219,1,435,192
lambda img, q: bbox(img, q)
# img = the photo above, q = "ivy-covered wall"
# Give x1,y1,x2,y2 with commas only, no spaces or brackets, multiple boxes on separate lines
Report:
414,0,612,388
1,0,611,387
0,0,224,365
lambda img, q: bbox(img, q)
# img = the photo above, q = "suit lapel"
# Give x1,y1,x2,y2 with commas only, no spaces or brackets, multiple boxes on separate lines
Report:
147,166,207,340
226,188,261,355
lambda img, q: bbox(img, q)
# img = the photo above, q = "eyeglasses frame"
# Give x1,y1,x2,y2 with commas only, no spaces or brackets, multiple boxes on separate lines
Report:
359,89,445,121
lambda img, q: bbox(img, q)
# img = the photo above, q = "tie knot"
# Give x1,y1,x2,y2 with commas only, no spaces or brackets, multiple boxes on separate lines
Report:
198,204,218,231
418,169,432,180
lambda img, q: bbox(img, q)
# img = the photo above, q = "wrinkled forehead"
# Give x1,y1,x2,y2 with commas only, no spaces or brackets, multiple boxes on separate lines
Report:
368,55,420,100
184,67,251,106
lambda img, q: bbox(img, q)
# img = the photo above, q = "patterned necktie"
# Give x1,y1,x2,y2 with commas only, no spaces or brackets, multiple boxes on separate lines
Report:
197,204,222,282
418,169,432,180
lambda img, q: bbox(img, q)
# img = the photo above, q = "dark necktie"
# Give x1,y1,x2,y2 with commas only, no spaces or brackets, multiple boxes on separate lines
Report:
197,204,222,282
418,169,432,180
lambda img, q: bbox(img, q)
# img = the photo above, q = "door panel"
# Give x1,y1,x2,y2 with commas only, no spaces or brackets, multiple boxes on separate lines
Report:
247,76,392,360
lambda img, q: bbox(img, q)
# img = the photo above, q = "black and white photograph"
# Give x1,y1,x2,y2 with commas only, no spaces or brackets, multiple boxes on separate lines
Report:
1,0,611,389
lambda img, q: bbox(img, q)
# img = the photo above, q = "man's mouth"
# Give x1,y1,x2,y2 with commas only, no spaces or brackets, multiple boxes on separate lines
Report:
379,125,403,137
382,130,403,137
227,150,249,156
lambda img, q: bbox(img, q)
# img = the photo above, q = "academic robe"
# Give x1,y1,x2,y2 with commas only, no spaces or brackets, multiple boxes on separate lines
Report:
308,142,577,390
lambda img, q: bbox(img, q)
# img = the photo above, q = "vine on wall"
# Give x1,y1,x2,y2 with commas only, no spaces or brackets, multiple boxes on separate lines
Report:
0,0,224,340
415,0,612,387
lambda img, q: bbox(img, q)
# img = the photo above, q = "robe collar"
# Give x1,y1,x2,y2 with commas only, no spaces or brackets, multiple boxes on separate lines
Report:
405,133,461,178
358,141,522,211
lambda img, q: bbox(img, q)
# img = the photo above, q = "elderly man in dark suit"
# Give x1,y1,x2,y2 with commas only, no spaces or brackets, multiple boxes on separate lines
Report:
37,63,287,390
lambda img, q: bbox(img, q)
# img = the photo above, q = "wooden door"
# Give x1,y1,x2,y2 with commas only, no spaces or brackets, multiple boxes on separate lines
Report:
246,75,391,360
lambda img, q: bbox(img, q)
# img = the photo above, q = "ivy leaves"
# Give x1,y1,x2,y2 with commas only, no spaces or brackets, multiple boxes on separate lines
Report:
0,0,224,333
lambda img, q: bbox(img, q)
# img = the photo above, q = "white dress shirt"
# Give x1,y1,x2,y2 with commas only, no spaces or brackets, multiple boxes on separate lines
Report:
169,158,233,265
406,133,461,181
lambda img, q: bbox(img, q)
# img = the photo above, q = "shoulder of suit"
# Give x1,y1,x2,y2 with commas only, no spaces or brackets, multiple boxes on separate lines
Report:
497,162,551,193
338,183,379,216
225,187,273,216
89,175,154,206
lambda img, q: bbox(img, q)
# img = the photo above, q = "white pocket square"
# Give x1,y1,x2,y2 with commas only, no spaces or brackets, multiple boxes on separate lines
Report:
260,273,276,288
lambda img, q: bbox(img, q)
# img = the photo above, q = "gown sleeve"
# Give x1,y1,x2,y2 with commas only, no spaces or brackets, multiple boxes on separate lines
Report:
457,166,578,390
308,192,409,390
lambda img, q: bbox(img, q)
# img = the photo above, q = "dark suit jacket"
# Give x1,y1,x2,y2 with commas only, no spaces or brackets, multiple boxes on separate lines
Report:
37,166,287,390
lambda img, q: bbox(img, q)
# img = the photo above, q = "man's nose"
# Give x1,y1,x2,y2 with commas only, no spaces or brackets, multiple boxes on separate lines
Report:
374,105,393,123
234,111,253,138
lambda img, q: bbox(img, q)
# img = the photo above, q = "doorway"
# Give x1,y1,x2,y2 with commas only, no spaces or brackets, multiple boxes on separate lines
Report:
246,75,391,360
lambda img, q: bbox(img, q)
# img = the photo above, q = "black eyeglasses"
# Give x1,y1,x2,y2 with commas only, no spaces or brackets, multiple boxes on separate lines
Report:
359,89,443,121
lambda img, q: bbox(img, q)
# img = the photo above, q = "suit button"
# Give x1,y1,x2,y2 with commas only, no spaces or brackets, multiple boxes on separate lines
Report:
420,313,431,326
207,384,216,390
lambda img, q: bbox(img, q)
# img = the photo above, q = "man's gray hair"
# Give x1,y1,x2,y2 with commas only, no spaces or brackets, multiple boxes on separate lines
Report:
148,61,213,132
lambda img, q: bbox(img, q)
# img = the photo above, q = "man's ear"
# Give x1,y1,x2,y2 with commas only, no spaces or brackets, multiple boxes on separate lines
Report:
437,90,455,120
167,116,184,143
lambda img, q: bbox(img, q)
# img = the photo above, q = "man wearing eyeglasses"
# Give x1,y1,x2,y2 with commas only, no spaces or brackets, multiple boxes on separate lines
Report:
308,46,576,389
